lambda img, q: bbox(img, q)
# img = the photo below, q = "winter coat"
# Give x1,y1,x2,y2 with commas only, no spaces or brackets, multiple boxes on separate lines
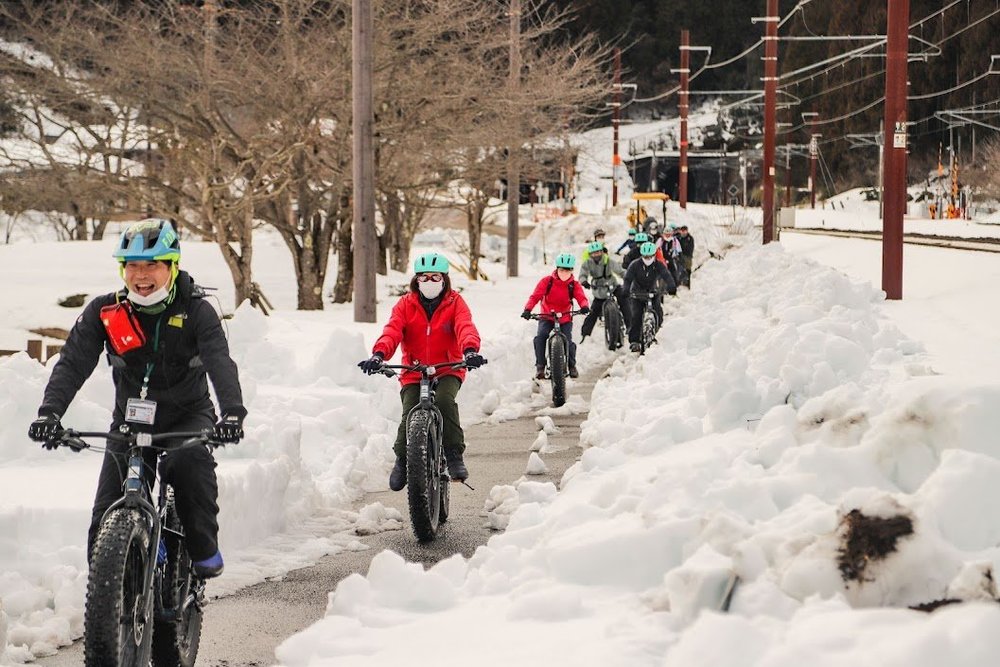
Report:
623,245,666,271
39,271,245,424
578,254,623,289
373,290,481,386
524,271,589,324
623,258,677,297
677,233,695,258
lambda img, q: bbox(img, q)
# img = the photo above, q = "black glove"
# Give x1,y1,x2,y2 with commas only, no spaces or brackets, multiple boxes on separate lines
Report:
29,413,63,448
358,352,384,375
214,413,244,444
463,349,487,369
581,280,591,289
520,310,532,320
579,306,591,315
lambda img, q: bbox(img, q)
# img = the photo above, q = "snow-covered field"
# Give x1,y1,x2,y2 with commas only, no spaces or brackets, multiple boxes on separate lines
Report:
4,112,1000,666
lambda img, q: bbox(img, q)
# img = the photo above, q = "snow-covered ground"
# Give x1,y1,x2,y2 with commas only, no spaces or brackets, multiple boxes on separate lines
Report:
4,111,1000,666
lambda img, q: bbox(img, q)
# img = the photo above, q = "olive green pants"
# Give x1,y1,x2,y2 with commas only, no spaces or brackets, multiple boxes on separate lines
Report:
393,375,465,459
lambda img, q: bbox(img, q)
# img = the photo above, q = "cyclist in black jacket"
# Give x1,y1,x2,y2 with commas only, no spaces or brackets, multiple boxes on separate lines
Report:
622,241,677,352
27,219,246,579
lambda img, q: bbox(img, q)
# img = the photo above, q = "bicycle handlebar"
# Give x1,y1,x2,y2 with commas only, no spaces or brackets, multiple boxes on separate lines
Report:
528,310,587,321
377,359,479,378
50,428,219,452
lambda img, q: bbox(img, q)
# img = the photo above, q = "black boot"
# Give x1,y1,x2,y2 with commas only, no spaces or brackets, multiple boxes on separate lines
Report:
569,366,579,378
389,456,407,491
445,450,468,481
535,365,546,380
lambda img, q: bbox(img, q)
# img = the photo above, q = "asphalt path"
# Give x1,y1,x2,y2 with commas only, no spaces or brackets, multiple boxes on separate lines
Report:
36,365,605,667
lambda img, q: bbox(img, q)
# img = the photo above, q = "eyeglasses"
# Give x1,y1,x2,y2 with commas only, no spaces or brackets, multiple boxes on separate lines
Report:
416,273,444,282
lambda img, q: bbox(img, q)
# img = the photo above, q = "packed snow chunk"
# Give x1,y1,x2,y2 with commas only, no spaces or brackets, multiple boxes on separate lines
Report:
915,449,1000,551
483,485,519,531
662,544,738,622
526,452,548,475
795,384,870,447
353,502,404,536
515,480,558,505
946,562,999,603
546,514,700,591
529,430,547,452
363,550,458,613
506,585,588,622
534,415,561,434
479,389,500,416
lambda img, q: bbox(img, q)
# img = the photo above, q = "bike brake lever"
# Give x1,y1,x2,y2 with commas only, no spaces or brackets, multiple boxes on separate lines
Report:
64,437,88,452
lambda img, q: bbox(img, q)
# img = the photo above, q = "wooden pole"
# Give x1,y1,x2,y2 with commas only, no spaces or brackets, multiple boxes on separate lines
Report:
352,0,377,321
881,0,909,300
762,0,778,244
679,31,690,208
612,47,621,207
506,0,521,277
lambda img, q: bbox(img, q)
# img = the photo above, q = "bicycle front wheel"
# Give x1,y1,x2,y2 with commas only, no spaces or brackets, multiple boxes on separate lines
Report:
641,312,657,354
152,498,203,667
548,335,567,407
604,301,623,350
85,509,153,667
406,408,442,543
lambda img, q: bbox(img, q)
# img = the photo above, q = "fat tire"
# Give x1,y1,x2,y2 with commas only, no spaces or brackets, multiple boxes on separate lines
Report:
641,312,656,355
152,500,203,667
549,335,567,407
84,508,153,667
406,409,441,543
604,301,623,350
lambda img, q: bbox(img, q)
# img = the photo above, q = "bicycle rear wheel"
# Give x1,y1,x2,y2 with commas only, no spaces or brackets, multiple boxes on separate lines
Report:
85,508,153,667
152,498,203,667
604,301,623,350
406,408,442,542
548,335,567,407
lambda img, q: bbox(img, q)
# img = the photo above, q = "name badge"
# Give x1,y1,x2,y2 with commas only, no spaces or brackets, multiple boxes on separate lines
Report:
125,398,157,425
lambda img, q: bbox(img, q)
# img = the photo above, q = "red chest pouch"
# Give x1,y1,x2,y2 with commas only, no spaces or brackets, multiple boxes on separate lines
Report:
100,302,147,355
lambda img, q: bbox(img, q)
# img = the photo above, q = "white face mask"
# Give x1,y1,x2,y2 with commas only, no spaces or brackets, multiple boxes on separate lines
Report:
641,257,655,266
127,284,170,307
418,280,444,299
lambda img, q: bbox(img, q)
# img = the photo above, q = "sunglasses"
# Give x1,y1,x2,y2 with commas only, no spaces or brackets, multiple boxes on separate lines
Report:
416,273,444,282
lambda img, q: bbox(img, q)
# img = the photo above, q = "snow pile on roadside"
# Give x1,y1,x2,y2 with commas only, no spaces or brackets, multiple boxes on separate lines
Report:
275,242,1000,666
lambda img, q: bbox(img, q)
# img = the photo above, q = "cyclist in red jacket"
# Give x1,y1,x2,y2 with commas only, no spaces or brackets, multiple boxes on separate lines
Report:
358,253,485,491
521,253,590,380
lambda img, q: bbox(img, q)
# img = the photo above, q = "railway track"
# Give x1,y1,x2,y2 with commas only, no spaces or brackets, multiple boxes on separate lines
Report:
781,227,1000,254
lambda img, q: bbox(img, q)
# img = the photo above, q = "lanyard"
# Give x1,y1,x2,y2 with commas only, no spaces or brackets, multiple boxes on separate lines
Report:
138,316,164,401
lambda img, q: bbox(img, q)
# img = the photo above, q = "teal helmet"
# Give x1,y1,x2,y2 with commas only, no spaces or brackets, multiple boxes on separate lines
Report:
555,253,575,269
113,219,180,264
639,242,657,257
586,241,604,254
634,233,650,243
627,228,637,237
668,223,678,231
413,252,450,274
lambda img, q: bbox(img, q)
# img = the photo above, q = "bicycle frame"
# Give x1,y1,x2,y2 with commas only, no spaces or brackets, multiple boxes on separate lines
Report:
529,310,585,376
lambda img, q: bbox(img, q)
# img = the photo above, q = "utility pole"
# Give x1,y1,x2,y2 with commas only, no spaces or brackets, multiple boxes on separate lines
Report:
506,0,521,277
882,0,909,300
878,119,885,219
761,0,778,244
612,47,621,207
679,30,690,208
352,0,376,321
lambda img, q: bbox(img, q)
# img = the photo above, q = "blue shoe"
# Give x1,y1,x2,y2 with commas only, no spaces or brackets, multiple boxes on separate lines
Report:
192,550,224,579
157,538,167,566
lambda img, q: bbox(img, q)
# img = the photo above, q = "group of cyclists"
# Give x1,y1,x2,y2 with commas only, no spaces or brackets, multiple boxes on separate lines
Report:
25,212,693,581
521,216,695,366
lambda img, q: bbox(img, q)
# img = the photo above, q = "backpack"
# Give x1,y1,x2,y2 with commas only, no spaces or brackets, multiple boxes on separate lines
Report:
544,275,576,301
